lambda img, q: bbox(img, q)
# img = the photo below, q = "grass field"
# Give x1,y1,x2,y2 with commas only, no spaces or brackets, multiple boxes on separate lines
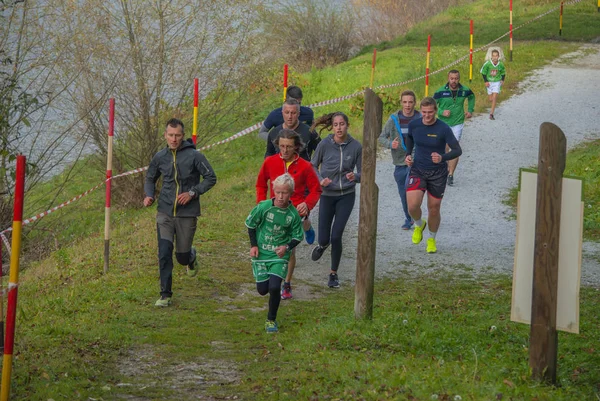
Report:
3,0,600,399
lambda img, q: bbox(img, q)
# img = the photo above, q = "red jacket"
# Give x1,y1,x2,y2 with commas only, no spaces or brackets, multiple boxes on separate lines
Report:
256,154,322,211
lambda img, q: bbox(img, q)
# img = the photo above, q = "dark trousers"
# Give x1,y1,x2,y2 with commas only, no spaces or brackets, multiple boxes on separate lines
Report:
394,165,412,222
257,275,283,321
156,213,197,297
317,192,356,272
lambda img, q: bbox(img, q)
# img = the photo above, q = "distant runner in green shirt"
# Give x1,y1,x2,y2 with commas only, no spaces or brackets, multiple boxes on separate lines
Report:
433,70,475,187
246,173,303,333
480,47,506,121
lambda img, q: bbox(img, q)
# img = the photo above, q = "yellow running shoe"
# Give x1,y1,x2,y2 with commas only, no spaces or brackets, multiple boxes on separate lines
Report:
426,238,437,254
412,220,427,244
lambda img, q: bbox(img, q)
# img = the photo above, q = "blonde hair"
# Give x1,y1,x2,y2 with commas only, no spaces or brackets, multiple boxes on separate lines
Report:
272,173,295,192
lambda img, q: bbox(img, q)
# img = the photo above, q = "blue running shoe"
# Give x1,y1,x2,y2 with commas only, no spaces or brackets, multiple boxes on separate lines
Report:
401,220,414,230
265,320,279,333
305,226,315,245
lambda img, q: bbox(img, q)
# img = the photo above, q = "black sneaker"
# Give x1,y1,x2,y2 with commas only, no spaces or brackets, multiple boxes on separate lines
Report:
447,175,454,186
328,273,340,288
311,245,328,261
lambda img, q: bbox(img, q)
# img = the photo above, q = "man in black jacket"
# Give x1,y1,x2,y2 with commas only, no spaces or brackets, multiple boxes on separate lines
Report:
144,118,217,307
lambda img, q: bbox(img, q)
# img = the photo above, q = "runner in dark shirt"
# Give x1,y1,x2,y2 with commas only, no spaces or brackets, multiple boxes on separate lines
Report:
404,97,462,254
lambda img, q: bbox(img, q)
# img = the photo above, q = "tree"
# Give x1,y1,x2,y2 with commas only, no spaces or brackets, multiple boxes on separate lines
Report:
44,0,266,175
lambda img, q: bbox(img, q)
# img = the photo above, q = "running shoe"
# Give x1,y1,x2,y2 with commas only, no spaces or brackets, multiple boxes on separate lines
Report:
155,296,172,307
311,244,328,261
412,220,427,244
447,175,454,186
426,238,437,254
328,273,340,288
281,282,293,300
187,246,198,277
265,320,279,333
305,226,315,245
489,114,495,120
401,219,414,230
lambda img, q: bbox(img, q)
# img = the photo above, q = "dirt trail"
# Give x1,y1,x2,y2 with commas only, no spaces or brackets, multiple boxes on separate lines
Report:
292,44,600,292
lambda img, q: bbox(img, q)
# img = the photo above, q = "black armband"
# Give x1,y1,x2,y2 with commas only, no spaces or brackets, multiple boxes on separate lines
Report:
248,228,258,247
287,239,301,251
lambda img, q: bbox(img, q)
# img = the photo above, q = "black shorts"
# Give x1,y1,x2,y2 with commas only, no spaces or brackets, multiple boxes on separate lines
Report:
406,166,448,199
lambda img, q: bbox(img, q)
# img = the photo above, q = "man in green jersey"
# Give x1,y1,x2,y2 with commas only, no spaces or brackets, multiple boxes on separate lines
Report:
246,173,304,333
433,70,475,186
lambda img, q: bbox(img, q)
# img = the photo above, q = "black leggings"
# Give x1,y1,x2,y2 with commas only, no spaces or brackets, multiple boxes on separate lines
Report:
257,275,283,321
317,192,356,272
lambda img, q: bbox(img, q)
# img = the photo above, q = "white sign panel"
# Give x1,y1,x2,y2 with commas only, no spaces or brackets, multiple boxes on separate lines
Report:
511,170,583,334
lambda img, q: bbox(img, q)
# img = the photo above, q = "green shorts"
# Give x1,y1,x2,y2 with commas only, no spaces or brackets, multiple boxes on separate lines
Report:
251,258,288,283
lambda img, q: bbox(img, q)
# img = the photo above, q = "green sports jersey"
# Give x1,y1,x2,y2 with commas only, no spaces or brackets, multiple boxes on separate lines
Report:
433,83,476,127
245,199,303,261
480,60,506,83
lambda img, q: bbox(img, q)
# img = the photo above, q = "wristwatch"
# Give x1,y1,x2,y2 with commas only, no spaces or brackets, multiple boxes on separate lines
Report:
188,190,196,198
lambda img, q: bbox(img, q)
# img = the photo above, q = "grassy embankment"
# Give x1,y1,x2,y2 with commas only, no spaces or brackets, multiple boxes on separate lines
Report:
6,0,600,399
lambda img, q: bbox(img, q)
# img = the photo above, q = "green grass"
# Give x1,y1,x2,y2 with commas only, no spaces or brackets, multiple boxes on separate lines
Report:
3,0,600,399
503,137,600,240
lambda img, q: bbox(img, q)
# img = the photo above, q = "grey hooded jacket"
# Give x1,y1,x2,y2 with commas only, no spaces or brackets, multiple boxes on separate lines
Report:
144,140,217,217
311,133,362,197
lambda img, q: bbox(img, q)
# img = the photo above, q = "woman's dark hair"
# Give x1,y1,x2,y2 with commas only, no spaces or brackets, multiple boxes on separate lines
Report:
310,112,349,135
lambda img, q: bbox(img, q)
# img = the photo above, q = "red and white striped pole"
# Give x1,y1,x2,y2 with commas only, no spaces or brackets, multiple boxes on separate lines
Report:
1,154,26,401
469,20,474,82
103,98,115,274
509,0,514,61
282,64,288,102
369,48,377,88
192,78,198,145
425,35,431,97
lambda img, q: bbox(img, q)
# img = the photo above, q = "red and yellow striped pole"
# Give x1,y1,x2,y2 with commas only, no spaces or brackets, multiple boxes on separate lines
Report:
1,154,26,401
509,0,514,61
192,78,198,145
425,35,431,97
369,48,377,88
282,64,288,102
469,20,474,82
559,2,564,36
0,241,4,353
103,98,115,274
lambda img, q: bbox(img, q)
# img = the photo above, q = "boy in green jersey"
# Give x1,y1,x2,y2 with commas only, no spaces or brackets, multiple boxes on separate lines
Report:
246,173,304,333
480,47,506,120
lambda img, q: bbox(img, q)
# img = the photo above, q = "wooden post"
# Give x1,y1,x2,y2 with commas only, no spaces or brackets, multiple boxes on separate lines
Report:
529,122,566,384
354,88,382,320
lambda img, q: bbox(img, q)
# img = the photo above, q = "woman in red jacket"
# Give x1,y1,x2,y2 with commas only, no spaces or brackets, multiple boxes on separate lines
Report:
256,129,322,299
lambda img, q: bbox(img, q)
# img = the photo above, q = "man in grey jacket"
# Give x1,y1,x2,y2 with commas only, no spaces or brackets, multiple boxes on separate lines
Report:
379,90,421,230
144,118,217,307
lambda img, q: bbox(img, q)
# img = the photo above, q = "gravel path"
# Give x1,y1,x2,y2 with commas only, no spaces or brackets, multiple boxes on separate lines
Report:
293,44,600,290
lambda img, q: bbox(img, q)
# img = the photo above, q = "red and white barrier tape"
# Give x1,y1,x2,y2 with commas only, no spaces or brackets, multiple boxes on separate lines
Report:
1,232,10,255
0,0,582,243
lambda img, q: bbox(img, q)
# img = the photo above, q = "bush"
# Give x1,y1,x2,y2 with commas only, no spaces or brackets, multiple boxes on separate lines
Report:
259,0,357,71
